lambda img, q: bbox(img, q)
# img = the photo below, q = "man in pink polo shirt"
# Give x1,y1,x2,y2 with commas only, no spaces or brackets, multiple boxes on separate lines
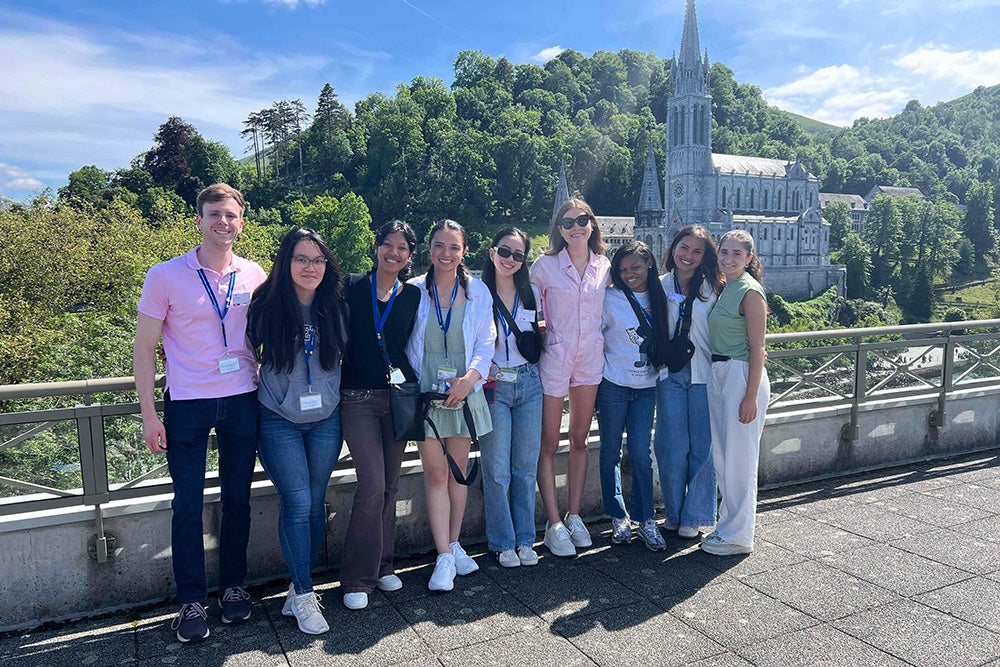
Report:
133,183,266,643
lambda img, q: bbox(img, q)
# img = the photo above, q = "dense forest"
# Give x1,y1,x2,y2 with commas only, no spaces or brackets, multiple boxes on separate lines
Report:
5,47,1000,388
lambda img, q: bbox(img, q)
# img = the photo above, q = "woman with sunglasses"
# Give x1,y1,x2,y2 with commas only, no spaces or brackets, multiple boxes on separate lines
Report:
338,221,421,611
405,219,496,591
597,240,670,550
480,227,543,568
529,198,611,557
248,228,347,635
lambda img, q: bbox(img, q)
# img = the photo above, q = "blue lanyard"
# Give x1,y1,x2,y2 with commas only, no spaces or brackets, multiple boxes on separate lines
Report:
432,279,459,358
496,294,519,363
303,326,316,390
198,269,236,349
624,288,652,328
371,276,399,369
673,275,686,338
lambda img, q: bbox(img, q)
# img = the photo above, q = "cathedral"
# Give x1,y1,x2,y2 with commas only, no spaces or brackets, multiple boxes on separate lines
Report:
632,0,845,300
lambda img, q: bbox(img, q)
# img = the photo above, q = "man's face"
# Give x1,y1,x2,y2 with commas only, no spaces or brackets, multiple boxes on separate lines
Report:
196,197,244,249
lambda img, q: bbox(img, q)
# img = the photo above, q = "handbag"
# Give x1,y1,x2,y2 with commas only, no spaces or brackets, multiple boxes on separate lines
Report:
420,392,480,486
662,288,697,374
492,290,543,364
389,381,424,442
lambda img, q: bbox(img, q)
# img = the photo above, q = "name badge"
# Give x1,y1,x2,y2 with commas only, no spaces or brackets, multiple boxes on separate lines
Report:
230,292,252,306
495,367,519,383
218,355,241,374
517,309,536,324
667,291,684,303
436,366,458,381
300,392,323,411
389,366,406,385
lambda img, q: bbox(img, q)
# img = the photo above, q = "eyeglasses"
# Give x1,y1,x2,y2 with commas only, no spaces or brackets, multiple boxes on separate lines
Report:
292,255,327,269
559,214,591,230
493,246,526,263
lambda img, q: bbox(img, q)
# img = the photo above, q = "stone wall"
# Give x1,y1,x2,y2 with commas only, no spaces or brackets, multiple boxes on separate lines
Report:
764,264,846,301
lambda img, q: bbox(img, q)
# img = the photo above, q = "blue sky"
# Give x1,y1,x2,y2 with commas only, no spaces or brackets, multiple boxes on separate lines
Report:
2,0,999,200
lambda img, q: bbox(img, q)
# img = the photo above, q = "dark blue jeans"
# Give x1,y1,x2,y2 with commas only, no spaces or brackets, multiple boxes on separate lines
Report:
257,406,342,594
596,379,657,522
163,390,258,604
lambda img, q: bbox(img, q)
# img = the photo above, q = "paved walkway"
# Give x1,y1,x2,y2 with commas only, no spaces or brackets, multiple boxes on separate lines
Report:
5,451,1000,667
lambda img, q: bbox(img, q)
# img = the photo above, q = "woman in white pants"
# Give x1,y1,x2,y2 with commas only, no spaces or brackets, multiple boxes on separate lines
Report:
703,229,769,556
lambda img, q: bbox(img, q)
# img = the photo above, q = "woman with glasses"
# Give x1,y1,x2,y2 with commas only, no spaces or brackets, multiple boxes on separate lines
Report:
529,198,611,557
338,221,421,611
405,219,496,591
596,240,670,551
248,228,347,635
480,227,543,568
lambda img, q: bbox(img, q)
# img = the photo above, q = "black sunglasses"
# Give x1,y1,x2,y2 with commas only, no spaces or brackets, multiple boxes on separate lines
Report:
493,246,526,263
559,214,591,230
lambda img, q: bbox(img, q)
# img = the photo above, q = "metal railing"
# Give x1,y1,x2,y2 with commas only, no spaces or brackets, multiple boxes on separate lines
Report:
2,318,1000,553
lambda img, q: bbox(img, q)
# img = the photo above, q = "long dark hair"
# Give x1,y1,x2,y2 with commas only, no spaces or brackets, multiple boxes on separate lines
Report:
663,224,724,298
610,240,669,343
482,227,538,311
249,227,345,373
719,229,764,284
425,219,471,297
546,198,606,256
373,220,417,281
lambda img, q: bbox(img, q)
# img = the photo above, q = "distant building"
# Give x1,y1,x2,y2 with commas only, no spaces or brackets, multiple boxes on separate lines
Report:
597,216,635,258
864,185,929,202
819,193,868,234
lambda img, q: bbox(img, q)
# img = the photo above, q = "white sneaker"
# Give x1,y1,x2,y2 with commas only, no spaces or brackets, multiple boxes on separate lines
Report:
678,525,700,539
343,592,368,610
288,591,329,634
376,574,403,592
564,514,593,548
517,545,539,566
281,583,296,617
450,542,479,575
428,553,457,591
496,549,521,568
544,521,576,557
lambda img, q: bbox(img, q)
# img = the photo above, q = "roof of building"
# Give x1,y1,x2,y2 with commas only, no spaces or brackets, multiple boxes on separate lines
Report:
819,193,868,209
597,216,635,238
711,153,816,179
866,185,928,201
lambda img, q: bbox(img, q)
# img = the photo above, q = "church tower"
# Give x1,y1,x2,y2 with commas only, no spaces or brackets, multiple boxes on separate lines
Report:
635,144,665,255
664,0,714,241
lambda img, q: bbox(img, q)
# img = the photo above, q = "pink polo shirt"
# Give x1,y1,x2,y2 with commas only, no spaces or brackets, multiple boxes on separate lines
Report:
529,248,610,396
137,248,266,401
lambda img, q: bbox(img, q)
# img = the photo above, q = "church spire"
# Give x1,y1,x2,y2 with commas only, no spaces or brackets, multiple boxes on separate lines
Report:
674,0,708,95
553,163,570,220
637,144,663,212
679,0,702,67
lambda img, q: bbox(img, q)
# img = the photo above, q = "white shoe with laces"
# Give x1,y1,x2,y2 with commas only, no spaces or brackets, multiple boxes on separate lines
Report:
564,513,593,548
428,553,457,591
450,542,479,575
543,521,576,557
285,590,329,635
517,545,540,566
496,549,520,568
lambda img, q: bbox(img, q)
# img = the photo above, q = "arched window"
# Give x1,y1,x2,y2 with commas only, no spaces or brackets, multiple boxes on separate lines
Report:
722,186,727,208
778,190,784,210
736,188,741,208
777,227,782,240
762,227,768,240
750,189,755,209
763,190,769,209
808,191,813,207
680,106,686,144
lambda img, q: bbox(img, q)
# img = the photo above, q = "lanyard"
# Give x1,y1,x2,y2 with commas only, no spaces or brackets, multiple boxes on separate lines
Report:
432,279,459,358
371,276,399,370
303,326,317,390
673,275,686,338
624,288,653,328
198,269,236,349
496,294,519,363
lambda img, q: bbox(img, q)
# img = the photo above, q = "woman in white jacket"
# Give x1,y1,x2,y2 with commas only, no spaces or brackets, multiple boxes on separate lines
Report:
405,219,496,591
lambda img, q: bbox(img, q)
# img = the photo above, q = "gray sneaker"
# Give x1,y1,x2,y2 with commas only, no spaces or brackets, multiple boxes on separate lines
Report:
564,513,593,548
171,602,209,643
611,516,633,544
701,532,753,556
496,549,521,568
637,519,666,552
544,521,576,557
517,545,540,566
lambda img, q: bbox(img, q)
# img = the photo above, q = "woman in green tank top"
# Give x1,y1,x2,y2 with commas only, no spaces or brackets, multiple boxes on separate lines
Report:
702,229,770,556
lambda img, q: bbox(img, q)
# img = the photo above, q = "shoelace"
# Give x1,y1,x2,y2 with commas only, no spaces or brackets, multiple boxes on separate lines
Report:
221,586,249,603
299,592,324,615
171,602,207,629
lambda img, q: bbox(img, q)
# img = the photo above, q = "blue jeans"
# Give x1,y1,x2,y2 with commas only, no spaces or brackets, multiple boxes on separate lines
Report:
596,379,656,522
654,365,717,527
163,390,258,604
480,364,543,551
257,405,342,594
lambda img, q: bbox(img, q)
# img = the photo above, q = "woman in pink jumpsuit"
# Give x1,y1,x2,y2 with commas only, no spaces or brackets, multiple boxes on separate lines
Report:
529,198,611,557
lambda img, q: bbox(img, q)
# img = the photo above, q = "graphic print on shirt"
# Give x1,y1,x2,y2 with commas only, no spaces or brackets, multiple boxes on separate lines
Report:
626,325,652,369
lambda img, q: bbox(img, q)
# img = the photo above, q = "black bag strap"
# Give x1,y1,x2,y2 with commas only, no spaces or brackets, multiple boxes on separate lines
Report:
677,287,696,339
623,288,654,338
421,393,480,486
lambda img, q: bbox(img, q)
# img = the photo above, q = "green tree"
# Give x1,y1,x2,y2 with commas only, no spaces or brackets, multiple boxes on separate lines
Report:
965,180,996,267
823,200,852,250
289,193,375,272
58,165,109,204
834,232,872,299
862,196,902,291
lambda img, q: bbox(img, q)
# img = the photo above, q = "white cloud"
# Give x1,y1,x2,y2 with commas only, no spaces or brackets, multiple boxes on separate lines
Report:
0,163,44,191
765,65,862,98
895,45,1000,89
531,46,564,63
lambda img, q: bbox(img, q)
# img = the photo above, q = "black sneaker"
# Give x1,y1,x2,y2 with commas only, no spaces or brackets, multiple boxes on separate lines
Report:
219,586,252,624
171,602,209,643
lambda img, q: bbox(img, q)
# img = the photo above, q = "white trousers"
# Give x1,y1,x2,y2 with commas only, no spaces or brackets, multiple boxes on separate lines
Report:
708,359,770,547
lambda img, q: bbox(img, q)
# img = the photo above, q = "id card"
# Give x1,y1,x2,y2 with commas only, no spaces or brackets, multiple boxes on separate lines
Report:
436,366,458,382
230,292,252,306
218,355,241,374
495,367,519,383
667,291,684,303
299,392,323,411
388,366,406,385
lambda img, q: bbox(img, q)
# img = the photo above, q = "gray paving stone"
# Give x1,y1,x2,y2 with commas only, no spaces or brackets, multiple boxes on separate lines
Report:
818,543,971,597
753,507,799,527
759,516,875,557
692,537,808,580
134,602,283,662
686,653,754,667
0,616,138,667
437,628,594,667
553,602,722,667
742,560,897,621
915,576,1000,632
666,578,818,648
919,483,1000,513
812,502,938,541
587,545,727,600
868,491,993,528
395,581,540,652
954,514,1000,544
835,599,1000,667
891,528,1000,575
737,624,910,667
